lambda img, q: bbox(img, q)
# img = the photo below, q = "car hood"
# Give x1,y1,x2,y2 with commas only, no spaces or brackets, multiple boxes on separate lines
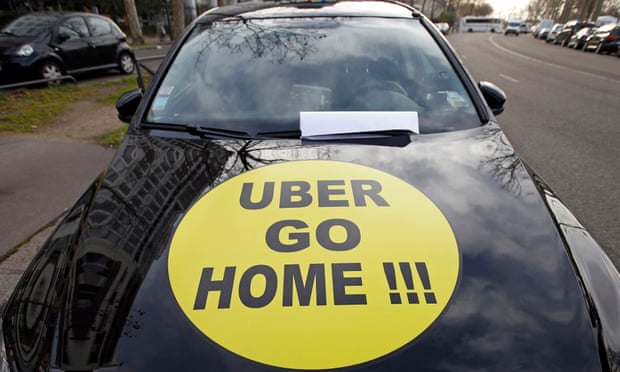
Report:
1,124,610,371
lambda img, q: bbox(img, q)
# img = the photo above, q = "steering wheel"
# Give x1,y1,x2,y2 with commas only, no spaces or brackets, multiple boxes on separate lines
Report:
354,79,409,97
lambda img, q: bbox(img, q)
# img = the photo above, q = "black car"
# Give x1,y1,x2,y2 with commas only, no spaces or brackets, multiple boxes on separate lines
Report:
583,23,620,54
566,26,595,49
2,1,620,371
0,12,134,85
555,20,595,46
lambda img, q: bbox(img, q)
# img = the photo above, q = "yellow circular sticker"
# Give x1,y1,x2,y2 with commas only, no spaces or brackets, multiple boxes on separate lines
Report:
168,160,459,369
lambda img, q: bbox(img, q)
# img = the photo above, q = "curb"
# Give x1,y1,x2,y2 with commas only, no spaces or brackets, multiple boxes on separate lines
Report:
0,214,64,305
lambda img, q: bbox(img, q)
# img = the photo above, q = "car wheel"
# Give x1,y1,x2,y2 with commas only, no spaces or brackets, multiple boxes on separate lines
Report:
40,61,63,84
118,52,135,74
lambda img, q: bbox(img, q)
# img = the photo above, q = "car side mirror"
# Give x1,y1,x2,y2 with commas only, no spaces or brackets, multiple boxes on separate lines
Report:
57,31,71,43
479,81,506,116
116,89,143,123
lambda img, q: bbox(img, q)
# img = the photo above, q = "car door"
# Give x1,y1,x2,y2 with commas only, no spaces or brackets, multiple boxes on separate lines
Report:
51,16,97,72
86,16,120,67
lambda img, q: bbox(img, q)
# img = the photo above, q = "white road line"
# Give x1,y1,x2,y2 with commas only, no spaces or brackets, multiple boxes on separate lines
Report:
487,35,620,84
499,74,519,83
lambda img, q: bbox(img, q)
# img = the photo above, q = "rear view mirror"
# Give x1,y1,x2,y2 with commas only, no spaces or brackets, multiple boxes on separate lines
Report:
479,81,506,116
116,89,143,123
57,31,70,43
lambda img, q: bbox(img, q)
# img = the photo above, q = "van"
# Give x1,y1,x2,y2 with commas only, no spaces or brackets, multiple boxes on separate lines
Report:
505,20,522,36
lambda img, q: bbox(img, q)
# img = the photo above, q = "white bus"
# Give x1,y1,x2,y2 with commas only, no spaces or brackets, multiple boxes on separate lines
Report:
459,16,503,33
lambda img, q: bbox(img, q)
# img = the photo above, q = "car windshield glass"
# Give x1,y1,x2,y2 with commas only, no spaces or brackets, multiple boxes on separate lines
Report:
146,17,479,135
1,14,58,37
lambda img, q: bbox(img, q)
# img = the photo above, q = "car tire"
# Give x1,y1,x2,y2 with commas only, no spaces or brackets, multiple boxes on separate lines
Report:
40,60,63,84
118,52,135,74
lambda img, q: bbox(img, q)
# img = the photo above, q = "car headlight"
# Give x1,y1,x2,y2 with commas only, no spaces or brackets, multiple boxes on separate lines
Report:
16,44,34,57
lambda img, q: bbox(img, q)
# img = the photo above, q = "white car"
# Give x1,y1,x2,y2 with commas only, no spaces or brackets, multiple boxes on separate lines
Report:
434,22,449,34
545,23,564,43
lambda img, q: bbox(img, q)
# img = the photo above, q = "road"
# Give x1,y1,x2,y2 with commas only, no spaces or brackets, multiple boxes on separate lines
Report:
447,32,620,267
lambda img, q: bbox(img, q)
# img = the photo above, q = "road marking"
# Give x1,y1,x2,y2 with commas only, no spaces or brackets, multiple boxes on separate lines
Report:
488,35,620,85
499,74,519,83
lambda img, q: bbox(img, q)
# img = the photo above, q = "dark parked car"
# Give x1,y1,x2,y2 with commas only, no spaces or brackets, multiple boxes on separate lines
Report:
555,20,595,46
566,26,595,49
0,12,134,85
2,1,620,371
583,23,620,54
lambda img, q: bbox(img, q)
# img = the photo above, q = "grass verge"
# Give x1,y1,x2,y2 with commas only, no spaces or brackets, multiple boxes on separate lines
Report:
1,75,149,148
100,127,128,148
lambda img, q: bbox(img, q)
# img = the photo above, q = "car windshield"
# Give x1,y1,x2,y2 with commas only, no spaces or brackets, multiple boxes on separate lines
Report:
1,14,58,37
146,17,479,135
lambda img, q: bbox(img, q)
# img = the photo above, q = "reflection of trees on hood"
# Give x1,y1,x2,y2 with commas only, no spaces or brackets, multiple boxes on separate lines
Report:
231,141,283,171
478,128,522,196
196,19,327,64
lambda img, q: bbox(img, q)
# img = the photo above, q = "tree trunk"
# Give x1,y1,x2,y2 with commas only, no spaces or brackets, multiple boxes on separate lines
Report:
172,0,186,40
123,0,144,44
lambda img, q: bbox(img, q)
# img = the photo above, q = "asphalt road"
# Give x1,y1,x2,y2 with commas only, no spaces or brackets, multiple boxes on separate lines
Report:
447,32,620,268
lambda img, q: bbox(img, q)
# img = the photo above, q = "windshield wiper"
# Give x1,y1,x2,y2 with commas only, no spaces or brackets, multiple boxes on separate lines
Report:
301,129,415,140
257,130,301,139
141,123,253,139
184,124,253,139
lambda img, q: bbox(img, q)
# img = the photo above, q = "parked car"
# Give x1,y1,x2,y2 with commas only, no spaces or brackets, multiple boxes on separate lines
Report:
537,26,551,39
2,1,620,371
434,22,449,34
555,20,596,46
504,20,522,36
0,12,134,86
532,19,554,38
519,22,532,33
545,23,564,43
583,23,620,54
566,26,595,49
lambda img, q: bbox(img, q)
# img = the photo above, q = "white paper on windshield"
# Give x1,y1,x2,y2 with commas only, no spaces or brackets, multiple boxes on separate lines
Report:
300,111,419,138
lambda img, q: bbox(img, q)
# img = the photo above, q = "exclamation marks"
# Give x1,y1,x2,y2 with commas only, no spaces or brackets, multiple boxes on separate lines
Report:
382,262,437,305
415,262,437,304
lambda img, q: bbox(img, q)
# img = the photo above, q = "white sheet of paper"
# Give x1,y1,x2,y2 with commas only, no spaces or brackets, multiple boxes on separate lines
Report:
300,111,419,137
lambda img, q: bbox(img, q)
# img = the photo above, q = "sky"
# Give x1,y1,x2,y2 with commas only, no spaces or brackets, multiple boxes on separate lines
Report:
487,0,531,18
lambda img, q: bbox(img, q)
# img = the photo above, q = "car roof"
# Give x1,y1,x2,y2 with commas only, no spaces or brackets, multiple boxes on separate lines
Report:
196,0,418,24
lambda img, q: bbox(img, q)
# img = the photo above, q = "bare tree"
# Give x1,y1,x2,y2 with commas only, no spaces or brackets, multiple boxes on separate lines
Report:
172,0,185,40
123,0,144,44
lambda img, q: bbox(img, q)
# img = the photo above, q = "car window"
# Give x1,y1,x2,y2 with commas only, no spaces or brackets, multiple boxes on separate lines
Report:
1,14,58,37
58,17,90,39
146,17,479,134
89,17,113,36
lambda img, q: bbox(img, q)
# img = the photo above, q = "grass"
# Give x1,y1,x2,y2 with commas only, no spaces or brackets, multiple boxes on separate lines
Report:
0,75,150,148
0,84,96,132
100,127,128,148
